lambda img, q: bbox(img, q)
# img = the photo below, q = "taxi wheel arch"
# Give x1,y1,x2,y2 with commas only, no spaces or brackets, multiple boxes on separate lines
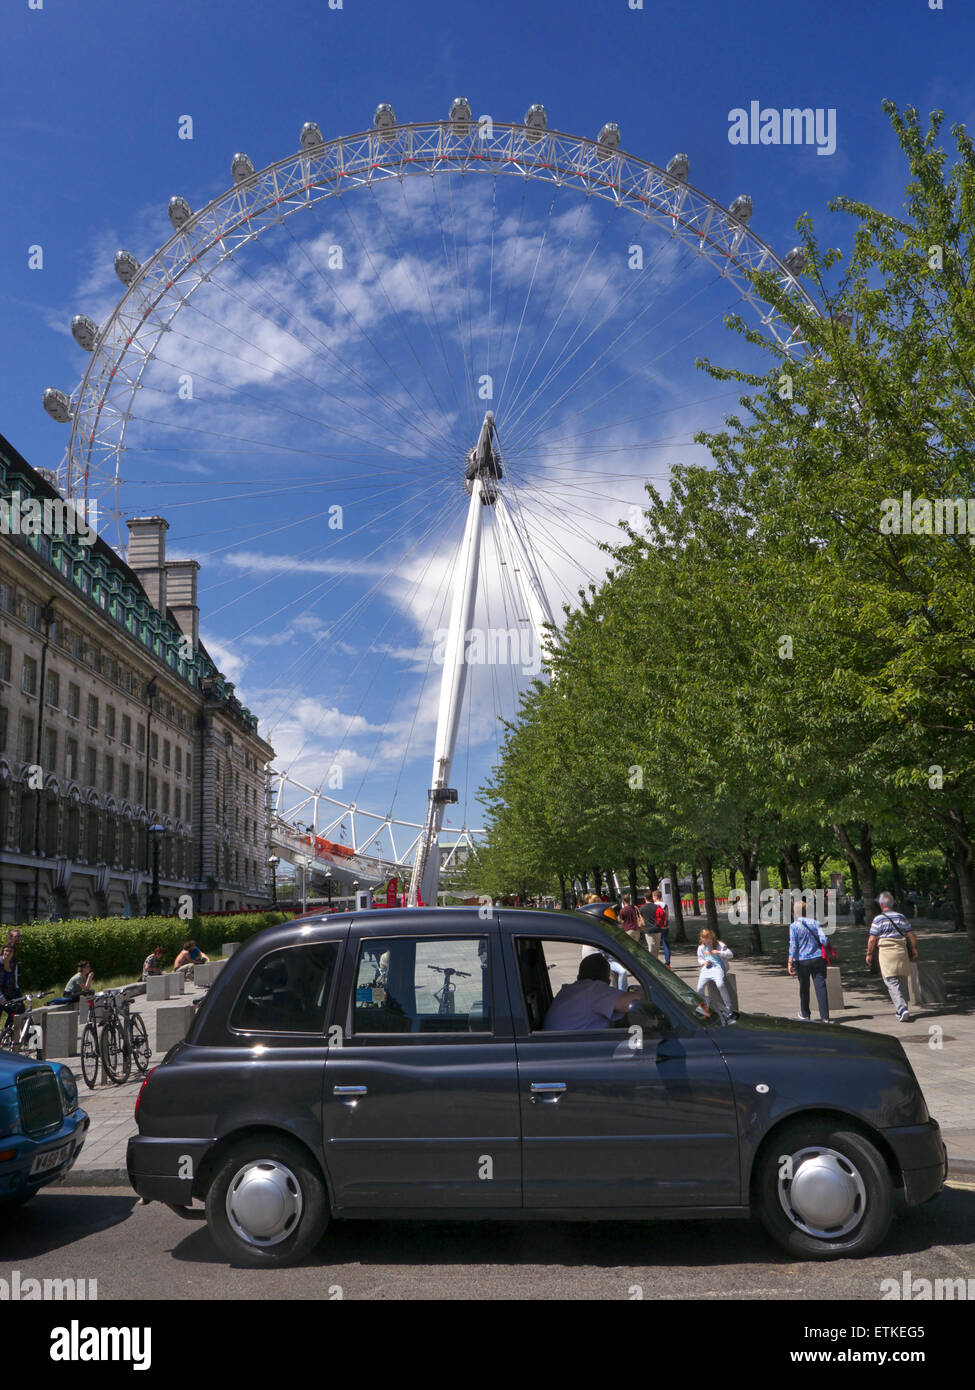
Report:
752,1114,896,1259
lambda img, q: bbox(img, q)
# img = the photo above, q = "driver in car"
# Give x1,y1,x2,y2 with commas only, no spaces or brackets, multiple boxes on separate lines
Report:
544,953,637,1030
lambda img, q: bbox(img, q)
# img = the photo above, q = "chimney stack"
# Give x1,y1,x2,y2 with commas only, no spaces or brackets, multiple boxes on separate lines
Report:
165,559,200,652
126,517,169,614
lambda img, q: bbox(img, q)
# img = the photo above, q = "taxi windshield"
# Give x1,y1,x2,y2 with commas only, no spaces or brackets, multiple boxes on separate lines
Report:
575,914,720,1025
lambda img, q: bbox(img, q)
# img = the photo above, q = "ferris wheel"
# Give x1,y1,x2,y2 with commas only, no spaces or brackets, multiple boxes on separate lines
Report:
43,100,818,902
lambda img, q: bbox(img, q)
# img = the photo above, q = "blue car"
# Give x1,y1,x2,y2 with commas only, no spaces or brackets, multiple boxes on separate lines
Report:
0,1051,89,1205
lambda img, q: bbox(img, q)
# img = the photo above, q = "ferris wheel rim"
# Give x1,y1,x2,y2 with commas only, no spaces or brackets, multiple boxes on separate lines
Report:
50,113,823,861
57,115,821,510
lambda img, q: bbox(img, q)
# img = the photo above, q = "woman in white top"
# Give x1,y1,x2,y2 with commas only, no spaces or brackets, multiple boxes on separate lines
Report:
696,928,735,1017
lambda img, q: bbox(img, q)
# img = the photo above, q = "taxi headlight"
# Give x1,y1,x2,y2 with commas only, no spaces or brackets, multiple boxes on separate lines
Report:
58,1067,79,1114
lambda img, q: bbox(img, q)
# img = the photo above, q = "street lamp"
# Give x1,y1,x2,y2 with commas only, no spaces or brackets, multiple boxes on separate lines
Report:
268,855,279,905
353,878,359,910
147,824,165,915
324,868,333,910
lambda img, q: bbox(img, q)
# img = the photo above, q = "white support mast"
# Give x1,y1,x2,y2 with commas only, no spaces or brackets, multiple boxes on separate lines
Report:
408,411,502,908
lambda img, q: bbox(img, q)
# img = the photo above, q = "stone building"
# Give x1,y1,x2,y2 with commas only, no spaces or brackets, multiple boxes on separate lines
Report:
0,431,274,923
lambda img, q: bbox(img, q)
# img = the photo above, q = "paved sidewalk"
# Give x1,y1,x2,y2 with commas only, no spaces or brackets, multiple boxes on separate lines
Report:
50,923,975,1187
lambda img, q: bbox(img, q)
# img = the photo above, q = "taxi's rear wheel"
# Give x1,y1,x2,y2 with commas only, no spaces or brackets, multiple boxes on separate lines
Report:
205,1135,328,1267
755,1121,893,1259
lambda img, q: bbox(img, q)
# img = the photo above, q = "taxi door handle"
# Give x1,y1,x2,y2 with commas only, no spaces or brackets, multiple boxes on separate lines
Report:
333,1085,367,1106
530,1082,566,1104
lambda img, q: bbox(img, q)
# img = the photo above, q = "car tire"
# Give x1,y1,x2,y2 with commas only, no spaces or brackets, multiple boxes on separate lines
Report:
755,1121,893,1259
204,1136,329,1267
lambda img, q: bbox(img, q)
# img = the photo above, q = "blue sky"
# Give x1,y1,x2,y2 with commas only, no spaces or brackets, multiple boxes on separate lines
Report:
2,0,972,860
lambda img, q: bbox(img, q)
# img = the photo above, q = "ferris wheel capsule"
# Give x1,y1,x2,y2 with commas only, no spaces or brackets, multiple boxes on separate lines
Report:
524,104,548,140
597,122,621,158
728,194,753,224
231,153,256,185
783,245,807,276
373,103,397,138
666,153,690,181
70,314,100,352
300,121,324,151
43,387,73,423
448,97,472,131
114,249,140,286
168,195,193,231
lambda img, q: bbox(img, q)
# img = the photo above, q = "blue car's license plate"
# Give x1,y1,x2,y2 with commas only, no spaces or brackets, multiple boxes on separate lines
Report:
29,1141,73,1176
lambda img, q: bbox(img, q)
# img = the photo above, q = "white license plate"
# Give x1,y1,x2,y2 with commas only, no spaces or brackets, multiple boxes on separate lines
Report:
29,1141,73,1176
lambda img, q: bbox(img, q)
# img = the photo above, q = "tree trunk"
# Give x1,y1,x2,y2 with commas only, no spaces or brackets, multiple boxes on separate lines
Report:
886,844,906,907
784,843,803,891
737,845,762,953
945,849,963,931
701,855,719,933
558,874,568,911
777,858,790,893
628,857,639,904
811,854,826,891
833,822,877,922
690,862,702,916
846,858,861,901
728,865,737,891
668,861,686,944
592,865,603,896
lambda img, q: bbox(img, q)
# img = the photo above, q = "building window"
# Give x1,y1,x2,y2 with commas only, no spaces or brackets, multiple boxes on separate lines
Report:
175,746,182,774
186,753,192,781
150,732,158,761
162,782,169,814
149,775,157,809
85,746,97,787
163,739,171,767
104,756,114,795
136,770,145,805
105,705,116,738
121,714,131,746
68,683,80,719
175,788,182,818
45,671,59,707
184,790,191,823
136,724,145,753
0,641,11,684
0,705,8,753
66,737,78,781
18,716,35,764
120,763,130,800
87,695,99,729
45,728,57,772
22,656,38,697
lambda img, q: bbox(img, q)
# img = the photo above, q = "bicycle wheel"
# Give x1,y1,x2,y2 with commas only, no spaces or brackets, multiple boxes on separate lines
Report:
101,1018,130,1084
80,1022,99,1088
128,1013,151,1075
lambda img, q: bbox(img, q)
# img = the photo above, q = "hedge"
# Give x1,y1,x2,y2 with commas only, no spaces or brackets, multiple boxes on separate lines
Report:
8,912,294,993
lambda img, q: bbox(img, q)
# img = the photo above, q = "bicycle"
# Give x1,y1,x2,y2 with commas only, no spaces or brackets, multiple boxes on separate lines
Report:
79,992,106,1088
120,993,151,1076
428,965,470,1016
0,992,50,1058
80,989,148,1086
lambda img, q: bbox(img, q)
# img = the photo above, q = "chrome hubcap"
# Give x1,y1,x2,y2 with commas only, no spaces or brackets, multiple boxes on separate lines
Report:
226,1160,303,1247
778,1146,866,1238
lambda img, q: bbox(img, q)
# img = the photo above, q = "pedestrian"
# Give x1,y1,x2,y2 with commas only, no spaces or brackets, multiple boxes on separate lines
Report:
2,930,21,992
0,944,24,1017
142,945,166,982
649,889,671,966
617,893,642,942
788,897,831,1022
866,890,918,1024
696,928,735,1019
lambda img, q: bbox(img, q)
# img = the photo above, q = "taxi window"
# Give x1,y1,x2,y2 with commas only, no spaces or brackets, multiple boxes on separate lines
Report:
231,944,339,1034
352,936,490,1035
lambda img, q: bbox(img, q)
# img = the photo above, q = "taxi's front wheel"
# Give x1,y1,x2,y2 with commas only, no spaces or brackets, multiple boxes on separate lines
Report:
755,1121,893,1259
205,1135,329,1267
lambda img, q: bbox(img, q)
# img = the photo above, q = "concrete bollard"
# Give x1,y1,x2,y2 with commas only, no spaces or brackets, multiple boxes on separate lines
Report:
166,972,185,997
826,966,845,1011
145,975,168,1002
908,961,947,1007
211,959,227,980
154,1002,196,1054
193,962,213,989
41,1006,78,1059
222,943,239,958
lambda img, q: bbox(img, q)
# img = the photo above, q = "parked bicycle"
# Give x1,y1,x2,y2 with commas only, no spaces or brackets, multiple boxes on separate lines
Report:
0,992,50,1058
80,989,151,1088
428,965,470,1016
